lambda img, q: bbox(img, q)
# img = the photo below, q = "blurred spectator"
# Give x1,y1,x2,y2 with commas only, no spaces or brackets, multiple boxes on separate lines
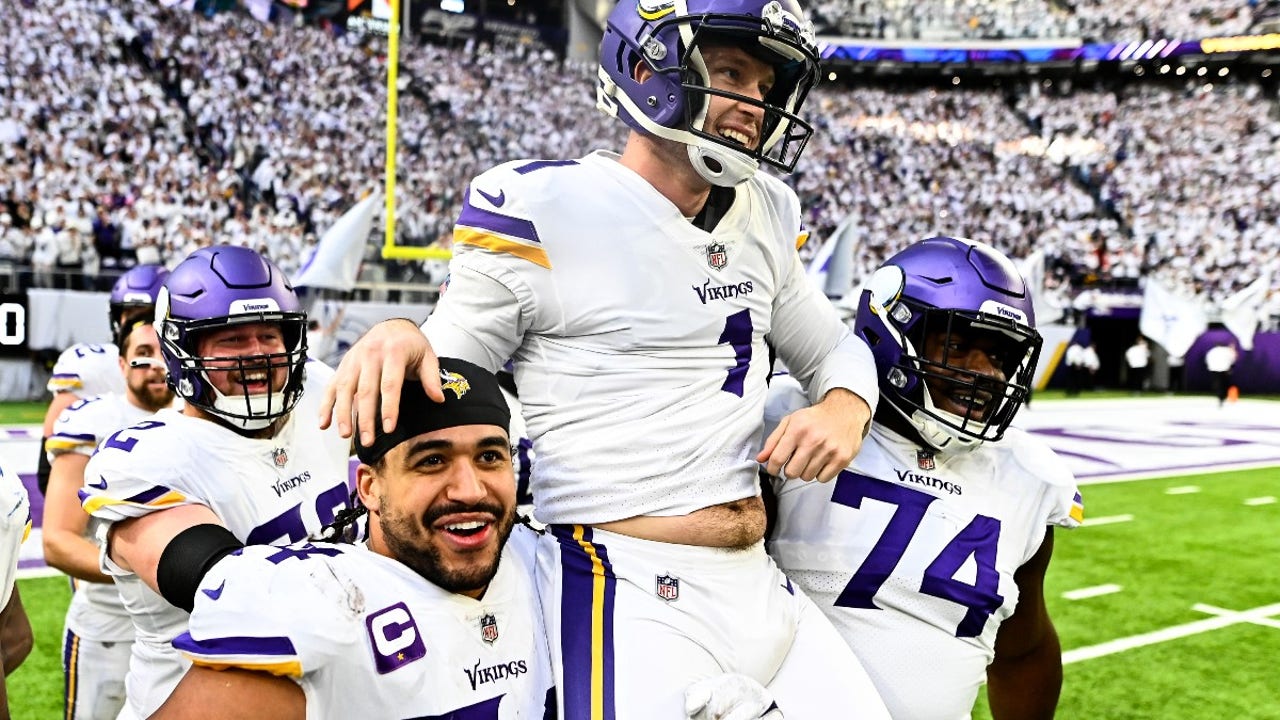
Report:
1167,353,1186,393
1205,341,1238,406
1125,336,1150,393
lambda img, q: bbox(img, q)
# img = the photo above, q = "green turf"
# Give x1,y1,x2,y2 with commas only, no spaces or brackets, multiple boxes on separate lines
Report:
0,402,47,425
973,467,1280,719
8,576,71,718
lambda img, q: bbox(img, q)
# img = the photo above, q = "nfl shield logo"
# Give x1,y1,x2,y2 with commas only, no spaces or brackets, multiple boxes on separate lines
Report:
917,450,935,471
272,448,288,468
705,242,728,271
656,574,680,602
480,613,498,644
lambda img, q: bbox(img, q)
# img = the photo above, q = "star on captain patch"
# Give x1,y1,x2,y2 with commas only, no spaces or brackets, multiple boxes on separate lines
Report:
271,448,288,468
480,613,499,644
705,242,728,271
656,574,680,601
917,449,936,471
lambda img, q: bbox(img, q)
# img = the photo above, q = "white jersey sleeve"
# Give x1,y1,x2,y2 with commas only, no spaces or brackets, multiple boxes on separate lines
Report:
47,394,153,461
0,464,31,610
754,174,878,413
48,343,125,398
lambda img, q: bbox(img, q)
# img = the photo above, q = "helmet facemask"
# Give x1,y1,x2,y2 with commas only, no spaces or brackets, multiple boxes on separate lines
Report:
887,307,1041,452
159,299,308,432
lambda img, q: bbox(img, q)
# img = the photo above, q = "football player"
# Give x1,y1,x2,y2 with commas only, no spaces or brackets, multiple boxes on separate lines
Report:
320,0,893,716
151,360,554,719
42,317,177,720
767,237,1083,720
0,462,32,720
36,265,168,495
80,246,351,719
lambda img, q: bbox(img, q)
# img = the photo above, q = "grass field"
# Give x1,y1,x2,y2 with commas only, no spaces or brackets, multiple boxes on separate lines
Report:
5,398,1279,718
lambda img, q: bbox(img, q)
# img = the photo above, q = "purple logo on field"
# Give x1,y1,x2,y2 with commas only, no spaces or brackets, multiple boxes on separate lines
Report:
366,602,426,674
656,574,680,601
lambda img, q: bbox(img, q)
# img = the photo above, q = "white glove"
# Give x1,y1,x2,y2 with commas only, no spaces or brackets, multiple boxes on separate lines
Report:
684,673,784,720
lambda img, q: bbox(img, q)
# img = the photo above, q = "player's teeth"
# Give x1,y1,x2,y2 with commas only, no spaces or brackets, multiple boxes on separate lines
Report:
720,129,749,145
445,521,486,531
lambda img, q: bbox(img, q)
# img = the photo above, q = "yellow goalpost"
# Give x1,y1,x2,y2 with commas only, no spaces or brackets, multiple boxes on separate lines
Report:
381,0,453,262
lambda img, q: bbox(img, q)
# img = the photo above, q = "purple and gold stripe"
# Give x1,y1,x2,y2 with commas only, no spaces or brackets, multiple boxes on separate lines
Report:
1070,491,1085,523
514,159,579,174
552,524,616,720
48,374,84,391
173,632,303,678
454,190,550,269
62,629,80,720
80,483,189,514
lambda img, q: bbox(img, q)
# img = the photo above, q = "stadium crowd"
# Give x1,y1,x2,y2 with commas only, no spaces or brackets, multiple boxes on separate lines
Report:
0,0,1278,316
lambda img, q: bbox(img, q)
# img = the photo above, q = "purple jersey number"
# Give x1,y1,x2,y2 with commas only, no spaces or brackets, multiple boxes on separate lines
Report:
831,471,1005,638
246,482,351,546
718,310,753,397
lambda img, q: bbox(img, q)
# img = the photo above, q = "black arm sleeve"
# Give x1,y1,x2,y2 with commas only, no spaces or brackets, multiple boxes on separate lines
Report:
36,438,52,496
156,524,244,613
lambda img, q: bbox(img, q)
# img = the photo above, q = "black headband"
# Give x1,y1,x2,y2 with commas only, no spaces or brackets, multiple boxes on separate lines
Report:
355,357,511,465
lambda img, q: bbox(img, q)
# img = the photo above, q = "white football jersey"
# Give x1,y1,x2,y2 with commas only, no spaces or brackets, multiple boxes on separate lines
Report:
48,393,158,641
81,366,352,718
767,378,1082,720
0,462,30,610
48,343,125,398
425,151,876,525
177,526,554,719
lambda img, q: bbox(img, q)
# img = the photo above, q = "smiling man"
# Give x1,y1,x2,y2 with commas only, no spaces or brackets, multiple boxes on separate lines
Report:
767,237,1083,720
79,246,351,719
150,360,556,720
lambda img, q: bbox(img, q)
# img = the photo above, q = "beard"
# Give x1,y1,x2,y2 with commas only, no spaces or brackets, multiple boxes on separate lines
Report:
378,499,517,595
129,375,175,412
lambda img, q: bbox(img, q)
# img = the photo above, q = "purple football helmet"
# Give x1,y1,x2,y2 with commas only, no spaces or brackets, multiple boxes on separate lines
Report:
109,264,169,337
598,0,820,186
156,246,307,431
854,237,1042,451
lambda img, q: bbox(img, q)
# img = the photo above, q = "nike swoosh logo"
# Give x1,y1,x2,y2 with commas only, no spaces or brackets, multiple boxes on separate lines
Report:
474,187,505,207
202,581,226,601
88,476,108,490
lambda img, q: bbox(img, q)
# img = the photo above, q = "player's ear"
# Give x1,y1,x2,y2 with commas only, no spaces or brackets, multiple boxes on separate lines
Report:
356,463,382,515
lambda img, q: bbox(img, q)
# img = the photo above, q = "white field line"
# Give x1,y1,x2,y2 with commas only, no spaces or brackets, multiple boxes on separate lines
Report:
1077,460,1280,486
16,566,63,580
1164,486,1201,495
1062,584,1123,601
1193,603,1280,631
1063,601,1280,665
1081,514,1134,527
1243,496,1277,506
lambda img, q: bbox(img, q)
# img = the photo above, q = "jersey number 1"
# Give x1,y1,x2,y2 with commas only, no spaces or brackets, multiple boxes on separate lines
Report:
718,310,752,397
831,471,1005,637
